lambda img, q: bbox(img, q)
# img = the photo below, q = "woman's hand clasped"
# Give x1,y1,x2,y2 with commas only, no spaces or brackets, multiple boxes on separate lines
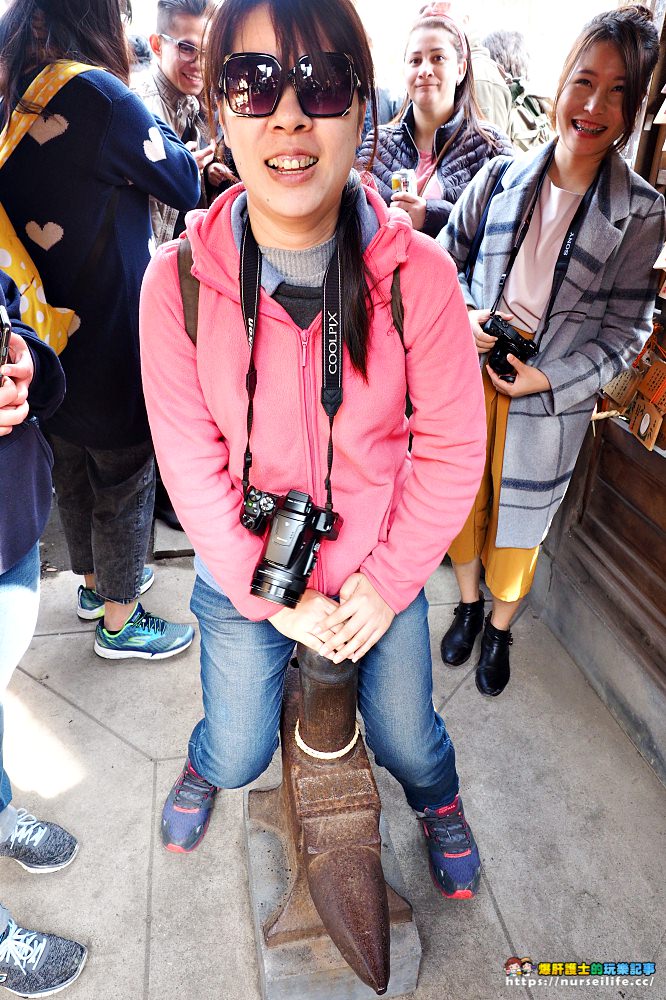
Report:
486,355,552,398
0,333,33,436
269,589,341,654
316,573,395,664
390,191,427,231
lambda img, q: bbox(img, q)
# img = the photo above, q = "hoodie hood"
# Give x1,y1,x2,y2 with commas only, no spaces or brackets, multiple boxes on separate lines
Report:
184,177,415,304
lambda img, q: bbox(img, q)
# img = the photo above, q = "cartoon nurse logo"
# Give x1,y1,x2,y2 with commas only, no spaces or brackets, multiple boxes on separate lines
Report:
504,957,522,977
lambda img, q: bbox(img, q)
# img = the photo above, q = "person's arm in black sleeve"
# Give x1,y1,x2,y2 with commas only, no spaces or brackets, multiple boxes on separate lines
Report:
0,273,65,421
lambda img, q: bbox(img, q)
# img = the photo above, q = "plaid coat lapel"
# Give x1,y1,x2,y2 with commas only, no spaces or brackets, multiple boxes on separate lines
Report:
537,154,627,348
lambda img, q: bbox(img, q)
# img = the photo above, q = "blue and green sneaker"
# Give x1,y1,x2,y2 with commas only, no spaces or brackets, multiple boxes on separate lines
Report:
94,603,194,660
77,566,155,620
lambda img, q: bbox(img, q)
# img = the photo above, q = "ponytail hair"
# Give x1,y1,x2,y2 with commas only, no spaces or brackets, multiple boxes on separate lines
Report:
337,177,374,379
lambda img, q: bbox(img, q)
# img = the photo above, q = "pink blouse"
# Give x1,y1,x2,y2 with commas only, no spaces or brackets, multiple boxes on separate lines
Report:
502,175,583,333
415,150,444,201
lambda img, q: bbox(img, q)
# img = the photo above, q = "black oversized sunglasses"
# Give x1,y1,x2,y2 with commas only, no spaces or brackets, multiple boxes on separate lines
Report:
220,51,361,118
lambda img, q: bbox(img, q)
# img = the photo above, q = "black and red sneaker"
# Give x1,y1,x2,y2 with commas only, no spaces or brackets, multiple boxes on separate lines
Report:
420,795,481,899
161,759,218,853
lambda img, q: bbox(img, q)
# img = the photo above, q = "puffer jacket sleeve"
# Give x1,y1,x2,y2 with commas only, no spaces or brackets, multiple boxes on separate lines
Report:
423,127,513,238
357,127,398,207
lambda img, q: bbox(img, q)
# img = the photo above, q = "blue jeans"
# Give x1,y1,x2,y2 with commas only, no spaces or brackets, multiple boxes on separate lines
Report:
49,434,155,603
188,577,459,811
0,543,41,813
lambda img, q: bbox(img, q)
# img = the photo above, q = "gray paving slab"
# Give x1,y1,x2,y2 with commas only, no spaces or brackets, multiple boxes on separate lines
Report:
423,564,459,607
1,666,151,1000
439,607,666,968
18,630,202,761
148,762,267,1000
153,520,194,559
3,562,664,1000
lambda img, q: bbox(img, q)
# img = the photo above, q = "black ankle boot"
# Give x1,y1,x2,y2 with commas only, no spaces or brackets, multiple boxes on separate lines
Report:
440,594,485,666
475,616,512,697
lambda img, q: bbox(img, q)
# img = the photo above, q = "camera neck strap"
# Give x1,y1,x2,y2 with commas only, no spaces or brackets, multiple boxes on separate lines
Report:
491,150,597,344
239,217,343,512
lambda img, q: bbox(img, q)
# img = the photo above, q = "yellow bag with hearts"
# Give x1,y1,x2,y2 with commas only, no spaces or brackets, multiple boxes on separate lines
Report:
0,61,95,353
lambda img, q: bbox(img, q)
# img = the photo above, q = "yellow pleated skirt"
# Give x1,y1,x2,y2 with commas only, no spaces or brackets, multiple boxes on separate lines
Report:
448,358,540,603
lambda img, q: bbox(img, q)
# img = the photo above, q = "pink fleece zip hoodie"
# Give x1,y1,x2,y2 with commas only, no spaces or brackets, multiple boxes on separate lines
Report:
139,184,485,621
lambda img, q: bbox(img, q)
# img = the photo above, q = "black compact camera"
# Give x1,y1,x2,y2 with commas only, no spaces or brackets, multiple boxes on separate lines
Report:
241,487,342,608
483,314,539,383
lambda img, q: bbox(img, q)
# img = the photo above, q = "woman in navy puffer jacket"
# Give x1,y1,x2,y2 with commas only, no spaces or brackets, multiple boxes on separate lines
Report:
358,11,512,238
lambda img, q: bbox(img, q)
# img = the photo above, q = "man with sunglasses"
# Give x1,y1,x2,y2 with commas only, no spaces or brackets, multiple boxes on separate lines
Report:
134,0,232,247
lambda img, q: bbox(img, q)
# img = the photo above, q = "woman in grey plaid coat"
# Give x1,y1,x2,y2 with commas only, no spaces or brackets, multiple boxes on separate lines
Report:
438,5,665,696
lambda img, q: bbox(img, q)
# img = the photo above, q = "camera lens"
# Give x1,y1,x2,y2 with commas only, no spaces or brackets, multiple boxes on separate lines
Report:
488,343,516,379
250,563,306,608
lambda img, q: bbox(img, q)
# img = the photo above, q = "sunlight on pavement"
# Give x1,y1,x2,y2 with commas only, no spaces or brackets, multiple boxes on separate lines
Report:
3,691,84,798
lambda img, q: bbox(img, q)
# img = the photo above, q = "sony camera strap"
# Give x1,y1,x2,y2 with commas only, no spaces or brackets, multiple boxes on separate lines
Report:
536,180,596,344
490,148,597,344
239,217,343,513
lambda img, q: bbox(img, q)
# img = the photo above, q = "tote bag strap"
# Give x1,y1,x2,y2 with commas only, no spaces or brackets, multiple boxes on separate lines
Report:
463,158,512,285
0,61,96,168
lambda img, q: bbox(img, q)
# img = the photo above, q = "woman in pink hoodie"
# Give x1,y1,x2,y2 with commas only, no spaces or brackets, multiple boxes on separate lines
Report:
140,0,486,900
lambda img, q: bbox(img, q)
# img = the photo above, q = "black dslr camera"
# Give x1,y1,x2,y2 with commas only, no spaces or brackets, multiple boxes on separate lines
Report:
483,314,539,383
241,487,342,608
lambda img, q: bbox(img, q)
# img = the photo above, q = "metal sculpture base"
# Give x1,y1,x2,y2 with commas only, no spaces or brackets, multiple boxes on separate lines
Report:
243,659,421,1000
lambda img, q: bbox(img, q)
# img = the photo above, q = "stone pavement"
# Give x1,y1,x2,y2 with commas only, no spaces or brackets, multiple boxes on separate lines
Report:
2,552,665,1000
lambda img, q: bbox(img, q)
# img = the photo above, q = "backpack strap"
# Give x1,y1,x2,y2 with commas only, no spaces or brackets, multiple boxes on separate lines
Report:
389,265,413,419
390,266,404,347
178,236,200,345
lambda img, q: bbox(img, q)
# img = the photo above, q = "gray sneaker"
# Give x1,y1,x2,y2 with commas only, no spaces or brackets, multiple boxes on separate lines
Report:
0,811,78,874
0,918,87,997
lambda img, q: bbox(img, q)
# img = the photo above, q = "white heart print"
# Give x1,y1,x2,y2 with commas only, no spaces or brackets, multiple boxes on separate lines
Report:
143,126,166,163
25,221,64,251
29,113,69,145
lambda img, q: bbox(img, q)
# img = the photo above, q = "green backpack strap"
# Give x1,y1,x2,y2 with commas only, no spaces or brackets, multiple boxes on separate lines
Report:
177,236,200,345
390,266,404,347
390,265,412,418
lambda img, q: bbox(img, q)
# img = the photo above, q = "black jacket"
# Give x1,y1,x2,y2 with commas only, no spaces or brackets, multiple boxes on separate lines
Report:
358,105,512,237
0,273,65,574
